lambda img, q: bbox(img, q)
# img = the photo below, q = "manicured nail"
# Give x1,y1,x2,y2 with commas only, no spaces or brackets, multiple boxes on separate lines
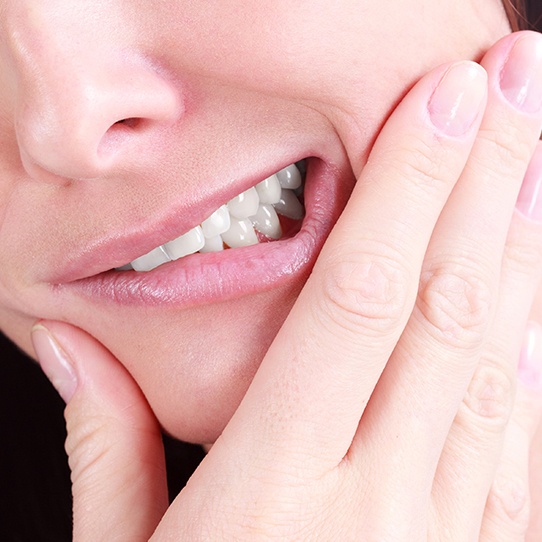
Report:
516,145,542,221
428,61,487,136
31,324,77,402
518,321,542,390
500,33,542,113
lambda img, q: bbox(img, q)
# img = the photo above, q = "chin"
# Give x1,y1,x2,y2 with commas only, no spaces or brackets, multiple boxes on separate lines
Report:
95,283,304,444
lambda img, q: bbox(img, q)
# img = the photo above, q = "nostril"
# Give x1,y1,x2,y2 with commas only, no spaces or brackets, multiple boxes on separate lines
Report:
15,48,183,182
113,118,141,129
97,117,150,165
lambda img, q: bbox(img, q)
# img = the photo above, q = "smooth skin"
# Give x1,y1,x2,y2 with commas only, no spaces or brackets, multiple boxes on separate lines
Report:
33,32,542,540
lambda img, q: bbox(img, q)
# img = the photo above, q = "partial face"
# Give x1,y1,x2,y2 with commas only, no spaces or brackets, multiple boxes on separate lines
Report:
0,1,509,442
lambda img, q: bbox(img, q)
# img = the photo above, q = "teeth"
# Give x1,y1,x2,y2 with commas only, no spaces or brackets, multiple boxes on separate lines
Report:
164,226,205,260
274,188,305,220
221,217,259,248
201,205,231,238
131,246,170,272
117,160,306,272
250,204,282,239
276,164,302,190
226,186,260,219
255,174,282,204
199,235,224,253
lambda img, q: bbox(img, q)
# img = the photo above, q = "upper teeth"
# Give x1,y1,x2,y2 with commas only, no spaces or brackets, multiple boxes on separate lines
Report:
120,162,306,272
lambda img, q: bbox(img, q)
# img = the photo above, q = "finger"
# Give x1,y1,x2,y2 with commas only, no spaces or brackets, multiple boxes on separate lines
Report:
479,322,542,542
221,60,488,469
32,321,168,542
527,416,542,540
350,30,542,522
433,142,542,536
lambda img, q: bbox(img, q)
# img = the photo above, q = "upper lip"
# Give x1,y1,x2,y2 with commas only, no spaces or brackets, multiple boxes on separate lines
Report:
52,153,311,283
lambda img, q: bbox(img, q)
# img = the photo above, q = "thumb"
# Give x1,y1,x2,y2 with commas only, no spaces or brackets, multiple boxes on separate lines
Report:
31,321,168,542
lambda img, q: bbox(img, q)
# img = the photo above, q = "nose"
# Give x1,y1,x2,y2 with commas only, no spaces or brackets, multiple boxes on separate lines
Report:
7,10,182,181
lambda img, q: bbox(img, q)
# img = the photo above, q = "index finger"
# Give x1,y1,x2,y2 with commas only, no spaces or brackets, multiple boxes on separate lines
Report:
223,61,488,469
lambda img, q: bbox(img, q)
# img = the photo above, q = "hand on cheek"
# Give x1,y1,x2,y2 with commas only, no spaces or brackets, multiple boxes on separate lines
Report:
32,32,542,540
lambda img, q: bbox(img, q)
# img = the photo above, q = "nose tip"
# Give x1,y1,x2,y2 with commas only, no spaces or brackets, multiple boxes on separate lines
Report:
16,60,183,182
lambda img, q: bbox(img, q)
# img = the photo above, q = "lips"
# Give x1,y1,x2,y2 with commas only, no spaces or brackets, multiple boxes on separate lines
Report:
120,161,307,272
57,157,353,308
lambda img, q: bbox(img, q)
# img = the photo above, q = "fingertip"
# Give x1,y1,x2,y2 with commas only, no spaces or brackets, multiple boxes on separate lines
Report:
31,320,152,418
518,320,542,392
480,30,542,116
516,141,542,222
428,61,487,136
499,32,542,114
31,322,78,403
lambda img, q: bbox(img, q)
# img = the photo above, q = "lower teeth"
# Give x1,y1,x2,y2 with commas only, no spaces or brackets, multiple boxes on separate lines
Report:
122,160,306,272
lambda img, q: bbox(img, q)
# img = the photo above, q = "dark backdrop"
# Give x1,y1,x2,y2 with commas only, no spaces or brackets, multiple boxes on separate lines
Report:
527,0,542,28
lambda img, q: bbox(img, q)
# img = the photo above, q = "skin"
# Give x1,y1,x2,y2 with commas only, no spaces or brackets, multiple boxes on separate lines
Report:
33,35,542,539
2,0,542,538
0,0,512,443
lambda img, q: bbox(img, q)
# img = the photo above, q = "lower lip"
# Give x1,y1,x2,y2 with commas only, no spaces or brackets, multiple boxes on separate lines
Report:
59,159,350,308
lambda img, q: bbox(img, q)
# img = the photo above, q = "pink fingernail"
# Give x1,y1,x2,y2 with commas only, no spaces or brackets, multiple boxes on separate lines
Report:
518,321,542,390
516,145,542,221
500,33,542,113
32,324,78,402
428,61,487,136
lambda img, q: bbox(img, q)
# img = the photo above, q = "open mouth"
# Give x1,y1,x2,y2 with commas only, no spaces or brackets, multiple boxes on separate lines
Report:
116,160,307,272
57,156,352,307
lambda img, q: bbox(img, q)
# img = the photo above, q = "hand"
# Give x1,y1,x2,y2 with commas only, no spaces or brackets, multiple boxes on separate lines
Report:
32,31,542,540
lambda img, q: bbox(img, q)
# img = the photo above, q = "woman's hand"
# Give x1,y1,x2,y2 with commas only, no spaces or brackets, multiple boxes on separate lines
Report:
32,31,542,540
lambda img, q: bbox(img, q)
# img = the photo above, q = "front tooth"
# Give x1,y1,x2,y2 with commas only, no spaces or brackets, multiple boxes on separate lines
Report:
255,174,281,205
131,246,170,272
250,204,282,239
201,205,231,238
164,226,205,260
274,189,305,220
199,234,224,253
276,164,302,190
227,187,260,218
221,217,259,248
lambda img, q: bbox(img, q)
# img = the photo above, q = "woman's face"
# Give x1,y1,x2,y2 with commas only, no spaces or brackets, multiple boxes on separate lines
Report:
0,0,509,442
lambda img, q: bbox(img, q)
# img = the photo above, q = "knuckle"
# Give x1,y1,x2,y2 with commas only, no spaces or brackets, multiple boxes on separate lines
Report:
417,263,493,348
461,363,515,431
504,223,542,277
65,408,114,482
486,473,531,536
382,138,456,193
478,124,533,172
319,249,409,336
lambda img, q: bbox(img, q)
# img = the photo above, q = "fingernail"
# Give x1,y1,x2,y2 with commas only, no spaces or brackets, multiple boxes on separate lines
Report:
429,61,487,136
516,146,542,221
500,33,542,113
32,324,77,402
518,321,542,390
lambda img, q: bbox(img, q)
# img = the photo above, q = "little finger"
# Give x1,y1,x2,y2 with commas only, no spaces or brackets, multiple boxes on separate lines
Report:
479,322,542,542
